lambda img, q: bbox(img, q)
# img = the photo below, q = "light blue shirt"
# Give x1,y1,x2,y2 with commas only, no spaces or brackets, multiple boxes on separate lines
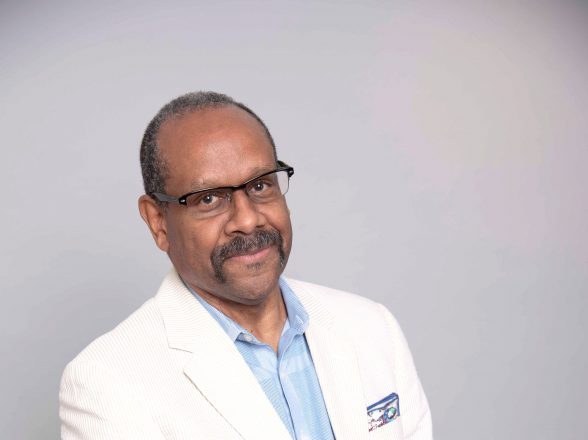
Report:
186,277,335,440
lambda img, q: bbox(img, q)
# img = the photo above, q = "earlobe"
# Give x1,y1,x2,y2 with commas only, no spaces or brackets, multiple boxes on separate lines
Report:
138,195,169,252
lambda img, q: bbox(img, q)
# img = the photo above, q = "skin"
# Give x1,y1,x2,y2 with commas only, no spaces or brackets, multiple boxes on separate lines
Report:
138,106,293,352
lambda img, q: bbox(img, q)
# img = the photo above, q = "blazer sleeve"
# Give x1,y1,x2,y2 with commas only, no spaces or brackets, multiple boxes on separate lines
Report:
378,303,433,440
59,360,165,440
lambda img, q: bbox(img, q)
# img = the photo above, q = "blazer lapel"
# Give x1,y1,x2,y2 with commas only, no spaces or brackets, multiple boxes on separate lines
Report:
156,270,291,440
290,280,368,440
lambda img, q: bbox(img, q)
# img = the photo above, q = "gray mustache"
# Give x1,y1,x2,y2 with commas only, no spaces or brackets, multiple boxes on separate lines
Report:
210,229,284,282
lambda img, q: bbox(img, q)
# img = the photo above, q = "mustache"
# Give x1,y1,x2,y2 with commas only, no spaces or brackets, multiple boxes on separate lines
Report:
210,229,284,282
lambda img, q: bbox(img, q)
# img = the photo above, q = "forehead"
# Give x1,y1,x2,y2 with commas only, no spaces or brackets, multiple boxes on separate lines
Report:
158,106,276,190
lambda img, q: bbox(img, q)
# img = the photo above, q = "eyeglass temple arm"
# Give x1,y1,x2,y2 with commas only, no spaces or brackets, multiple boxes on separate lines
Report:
151,192,183,204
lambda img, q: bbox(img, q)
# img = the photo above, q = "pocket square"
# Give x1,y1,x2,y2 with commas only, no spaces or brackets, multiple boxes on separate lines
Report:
367,392,400,432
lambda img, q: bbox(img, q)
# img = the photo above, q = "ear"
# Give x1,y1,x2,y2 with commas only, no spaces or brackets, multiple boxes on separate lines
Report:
138,195,170,252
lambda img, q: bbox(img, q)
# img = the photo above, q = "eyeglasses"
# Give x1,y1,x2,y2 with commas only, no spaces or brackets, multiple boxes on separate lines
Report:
151,160,294,218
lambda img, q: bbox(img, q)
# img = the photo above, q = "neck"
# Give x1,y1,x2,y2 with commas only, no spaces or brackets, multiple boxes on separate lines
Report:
196,286,287,353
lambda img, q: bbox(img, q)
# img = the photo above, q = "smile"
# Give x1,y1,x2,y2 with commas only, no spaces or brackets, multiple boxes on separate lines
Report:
225,246,273,263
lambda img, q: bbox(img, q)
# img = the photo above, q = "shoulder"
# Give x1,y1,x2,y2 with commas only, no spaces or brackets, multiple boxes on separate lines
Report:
284,277,400,332
59,297,172,438
64,269,189,371
64,297,166,372
285,278,379,307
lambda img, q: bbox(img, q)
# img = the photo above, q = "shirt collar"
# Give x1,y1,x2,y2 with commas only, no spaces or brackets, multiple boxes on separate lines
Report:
182,276,309,342
279,277,309,334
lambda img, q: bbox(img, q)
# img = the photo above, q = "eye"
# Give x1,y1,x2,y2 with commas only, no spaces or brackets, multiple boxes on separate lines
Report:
251,180,268,192
186,190,228,211
200,193,217,205
248,175,277,195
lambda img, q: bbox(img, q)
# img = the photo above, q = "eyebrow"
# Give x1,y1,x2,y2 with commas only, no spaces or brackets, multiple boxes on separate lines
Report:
187,166,276,191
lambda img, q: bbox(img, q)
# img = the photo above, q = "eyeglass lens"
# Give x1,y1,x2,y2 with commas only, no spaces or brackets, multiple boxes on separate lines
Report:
184,170,290,217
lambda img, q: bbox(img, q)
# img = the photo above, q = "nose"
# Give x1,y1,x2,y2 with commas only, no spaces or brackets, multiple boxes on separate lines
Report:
223,189,266,235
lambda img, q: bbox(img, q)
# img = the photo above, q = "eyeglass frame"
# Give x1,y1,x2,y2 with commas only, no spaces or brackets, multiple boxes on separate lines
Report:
150,160,294,206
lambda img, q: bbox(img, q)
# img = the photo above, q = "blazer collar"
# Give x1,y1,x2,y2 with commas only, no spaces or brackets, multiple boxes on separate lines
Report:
155,269,292,440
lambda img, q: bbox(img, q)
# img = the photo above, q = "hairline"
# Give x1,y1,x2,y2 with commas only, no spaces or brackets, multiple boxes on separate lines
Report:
157,101,278,163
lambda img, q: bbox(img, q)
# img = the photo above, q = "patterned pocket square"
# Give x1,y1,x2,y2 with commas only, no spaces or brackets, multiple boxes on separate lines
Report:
367,392,400,432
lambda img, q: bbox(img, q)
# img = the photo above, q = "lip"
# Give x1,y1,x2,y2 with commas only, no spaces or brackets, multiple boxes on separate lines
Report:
226,246,272,263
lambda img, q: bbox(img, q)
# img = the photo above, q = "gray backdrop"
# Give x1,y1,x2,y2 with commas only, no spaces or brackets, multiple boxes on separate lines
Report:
1,0,586,438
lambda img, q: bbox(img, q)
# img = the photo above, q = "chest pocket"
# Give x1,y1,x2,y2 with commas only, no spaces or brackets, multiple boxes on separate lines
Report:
368,417,404,439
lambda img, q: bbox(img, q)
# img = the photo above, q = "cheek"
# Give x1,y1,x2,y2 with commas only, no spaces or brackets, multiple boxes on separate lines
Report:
283,215,293,243
164,216,188,251
166,217,222,264
271,206,293,249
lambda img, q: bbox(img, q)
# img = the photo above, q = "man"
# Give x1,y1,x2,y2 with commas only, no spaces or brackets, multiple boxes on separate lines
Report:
60,91,432,439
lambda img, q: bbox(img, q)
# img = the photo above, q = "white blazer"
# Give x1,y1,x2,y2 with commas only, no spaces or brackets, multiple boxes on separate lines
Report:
60,270,432,439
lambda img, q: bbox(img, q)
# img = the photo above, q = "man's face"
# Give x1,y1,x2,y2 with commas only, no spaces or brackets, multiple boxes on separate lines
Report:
153,106,293,306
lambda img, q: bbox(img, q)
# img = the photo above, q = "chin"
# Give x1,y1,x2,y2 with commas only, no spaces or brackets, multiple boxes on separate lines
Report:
222,267,283,305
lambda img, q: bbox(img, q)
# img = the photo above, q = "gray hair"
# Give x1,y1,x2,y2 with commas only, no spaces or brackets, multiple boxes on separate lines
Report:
139,91,277,200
